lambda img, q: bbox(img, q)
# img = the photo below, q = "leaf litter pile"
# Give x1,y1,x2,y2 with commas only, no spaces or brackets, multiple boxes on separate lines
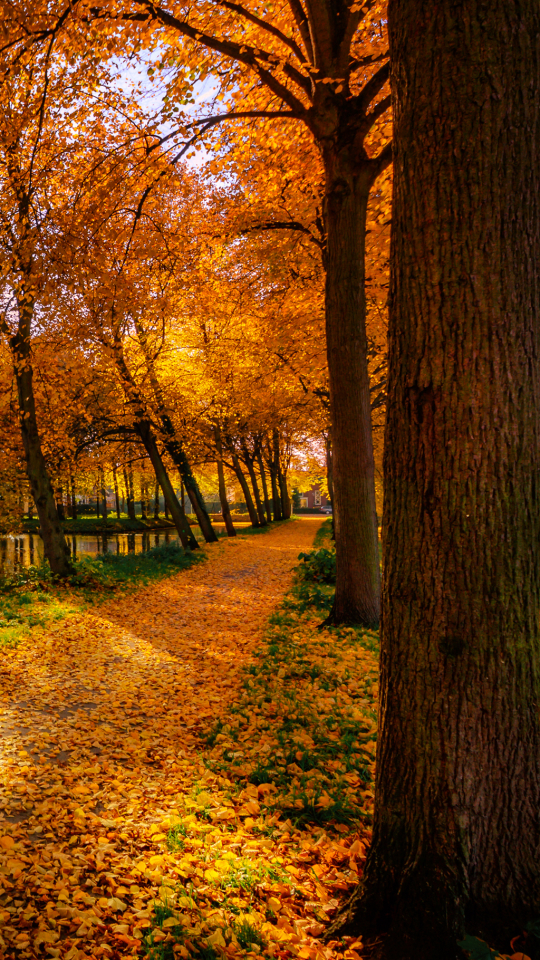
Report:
0,519,380,960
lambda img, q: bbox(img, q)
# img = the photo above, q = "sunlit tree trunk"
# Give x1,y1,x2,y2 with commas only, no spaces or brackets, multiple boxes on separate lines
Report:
214,425,236,537
99,466,108,523
133,317,217,543
123,464,136,520
331,1,540,955
256,448,273,523
265,439,282,521
241,441,267,526
227,441,260,527
113,465,121,519
135,419,198,550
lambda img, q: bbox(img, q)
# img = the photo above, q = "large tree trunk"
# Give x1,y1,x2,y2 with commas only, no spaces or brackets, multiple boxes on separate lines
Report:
322,153,380,625
334,2,540,956
9,322,73,577
214,426,236,538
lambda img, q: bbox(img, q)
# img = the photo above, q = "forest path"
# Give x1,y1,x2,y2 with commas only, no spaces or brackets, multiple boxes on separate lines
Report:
0,518,321,959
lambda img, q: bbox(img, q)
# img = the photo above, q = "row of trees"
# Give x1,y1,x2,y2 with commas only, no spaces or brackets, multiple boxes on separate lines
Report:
3,1,537,956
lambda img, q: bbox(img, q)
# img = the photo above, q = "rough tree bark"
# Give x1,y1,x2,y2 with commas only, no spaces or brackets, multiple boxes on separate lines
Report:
330,2,540,957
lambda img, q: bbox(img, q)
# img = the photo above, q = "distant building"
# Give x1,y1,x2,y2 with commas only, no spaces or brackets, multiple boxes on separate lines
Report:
298,485,332,512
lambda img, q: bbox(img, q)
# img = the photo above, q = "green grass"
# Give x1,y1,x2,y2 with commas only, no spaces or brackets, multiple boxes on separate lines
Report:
202,538,379,830
233,919,266,951
0,542,205,646
22,514,178,535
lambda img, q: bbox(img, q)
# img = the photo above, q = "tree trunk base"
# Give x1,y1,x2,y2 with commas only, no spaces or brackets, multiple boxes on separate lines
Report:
318,601,379,630
331,933,467,960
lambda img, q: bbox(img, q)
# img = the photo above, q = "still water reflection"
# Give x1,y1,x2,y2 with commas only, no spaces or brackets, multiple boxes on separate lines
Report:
0,530,183,575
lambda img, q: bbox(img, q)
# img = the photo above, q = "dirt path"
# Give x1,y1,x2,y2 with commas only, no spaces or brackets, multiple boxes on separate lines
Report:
0,519,321,959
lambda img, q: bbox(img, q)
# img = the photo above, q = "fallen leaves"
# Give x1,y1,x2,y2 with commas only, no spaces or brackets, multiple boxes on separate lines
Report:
1,520,355,959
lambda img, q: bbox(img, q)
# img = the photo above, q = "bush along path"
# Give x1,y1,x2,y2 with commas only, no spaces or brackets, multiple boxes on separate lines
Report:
0,518,381,960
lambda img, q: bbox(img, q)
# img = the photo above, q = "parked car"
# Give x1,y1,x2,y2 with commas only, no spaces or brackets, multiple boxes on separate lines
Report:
321,506,333,514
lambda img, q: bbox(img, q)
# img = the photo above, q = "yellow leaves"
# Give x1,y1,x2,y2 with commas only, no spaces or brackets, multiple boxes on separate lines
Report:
0,521,362,960
107,897,128,913
34,930,60,946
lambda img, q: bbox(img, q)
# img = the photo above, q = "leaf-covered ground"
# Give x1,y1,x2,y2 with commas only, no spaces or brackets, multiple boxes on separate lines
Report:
0,519,380,960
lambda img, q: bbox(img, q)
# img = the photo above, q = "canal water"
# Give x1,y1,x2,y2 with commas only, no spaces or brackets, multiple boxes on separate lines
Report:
0,530,183,575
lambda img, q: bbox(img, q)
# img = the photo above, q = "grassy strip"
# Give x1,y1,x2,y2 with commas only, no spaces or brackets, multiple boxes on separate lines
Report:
0,542,204,647
21,514,178,534
140,522,378,960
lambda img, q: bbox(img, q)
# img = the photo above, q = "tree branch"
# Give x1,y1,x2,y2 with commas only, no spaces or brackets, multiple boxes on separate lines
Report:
240,219,325,250
213,0,306,63
131,1,312,105
286,0,314,62
150,110,298,153
357,60,390,114
364,93,392,131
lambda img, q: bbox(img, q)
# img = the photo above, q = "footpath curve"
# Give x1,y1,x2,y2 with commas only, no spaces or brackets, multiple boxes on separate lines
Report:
0,518,322,958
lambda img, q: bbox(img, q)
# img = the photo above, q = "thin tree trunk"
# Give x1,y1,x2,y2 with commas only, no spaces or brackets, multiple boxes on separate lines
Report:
256,449,273,524
325,435,334,510
227,441,260,527
265,440,282,521
123,465,136,520
332,2,540,955
113,465,121,519
273,430,291,520
241,441,267,526
214,426,236,537
153,480,160,520
96,479,101,519
140,479,147,519
132,317,217,543
70,470,78,521
7,316,72,576
98,467,107,523
56,485,65,522
135,419,198,550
